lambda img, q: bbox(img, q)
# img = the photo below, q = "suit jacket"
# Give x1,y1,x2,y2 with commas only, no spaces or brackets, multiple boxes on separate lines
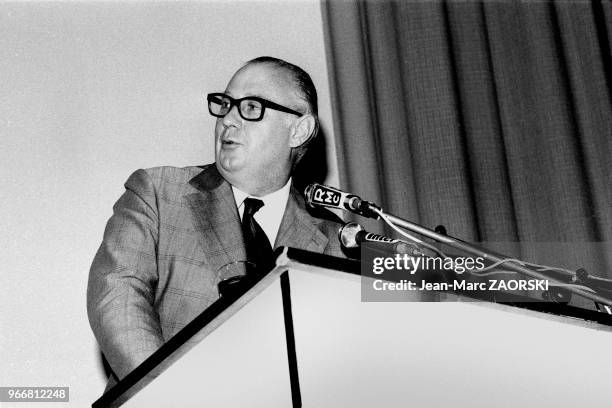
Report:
87,164,346,387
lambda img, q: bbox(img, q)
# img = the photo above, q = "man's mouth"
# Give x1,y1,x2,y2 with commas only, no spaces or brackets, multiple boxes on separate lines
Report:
219,129,242,148
221,139,241,148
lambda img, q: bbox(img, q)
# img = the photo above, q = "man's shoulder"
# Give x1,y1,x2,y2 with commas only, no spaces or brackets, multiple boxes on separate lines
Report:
123,164,218,202
137,165,211,184
296,191,346,240
300,198,355,259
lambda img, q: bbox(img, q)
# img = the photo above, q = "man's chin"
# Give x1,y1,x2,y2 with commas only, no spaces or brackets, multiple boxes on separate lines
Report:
215,159,244,179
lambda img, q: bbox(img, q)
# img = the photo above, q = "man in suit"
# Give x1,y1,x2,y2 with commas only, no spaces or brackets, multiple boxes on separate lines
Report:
87,56,346,388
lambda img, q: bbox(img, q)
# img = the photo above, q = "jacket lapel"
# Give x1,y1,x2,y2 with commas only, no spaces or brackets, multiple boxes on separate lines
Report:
275,185,329,253
185,165,247,280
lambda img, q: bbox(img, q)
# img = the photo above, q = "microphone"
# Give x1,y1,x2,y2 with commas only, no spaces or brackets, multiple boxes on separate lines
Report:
338,222,423,256
304,183,381,219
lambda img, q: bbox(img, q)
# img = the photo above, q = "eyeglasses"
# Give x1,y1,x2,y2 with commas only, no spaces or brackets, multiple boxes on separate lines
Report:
207,93,303,122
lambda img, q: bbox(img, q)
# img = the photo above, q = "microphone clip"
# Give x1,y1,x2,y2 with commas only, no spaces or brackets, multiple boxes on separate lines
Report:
354,200,381,219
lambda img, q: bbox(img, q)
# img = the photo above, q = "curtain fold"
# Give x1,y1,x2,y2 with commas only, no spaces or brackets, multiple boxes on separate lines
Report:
322,0,612,278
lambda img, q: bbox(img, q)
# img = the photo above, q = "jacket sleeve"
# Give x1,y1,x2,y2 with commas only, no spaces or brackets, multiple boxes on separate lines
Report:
87,169,163,381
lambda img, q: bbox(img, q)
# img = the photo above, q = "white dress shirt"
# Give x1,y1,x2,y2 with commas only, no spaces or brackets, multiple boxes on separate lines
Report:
231,178,292,246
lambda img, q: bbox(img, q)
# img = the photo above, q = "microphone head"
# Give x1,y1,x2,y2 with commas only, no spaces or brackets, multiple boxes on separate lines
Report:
338,222,365,249
304,183,370,216
304,183,343,209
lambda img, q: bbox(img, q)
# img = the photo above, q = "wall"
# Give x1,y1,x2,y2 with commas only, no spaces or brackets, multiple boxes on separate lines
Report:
0,1,337,406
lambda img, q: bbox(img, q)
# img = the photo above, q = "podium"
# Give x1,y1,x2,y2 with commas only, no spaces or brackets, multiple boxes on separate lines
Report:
93,248,612,408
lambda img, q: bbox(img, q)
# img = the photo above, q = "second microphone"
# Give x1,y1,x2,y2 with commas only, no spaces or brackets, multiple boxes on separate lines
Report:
338,222,424,256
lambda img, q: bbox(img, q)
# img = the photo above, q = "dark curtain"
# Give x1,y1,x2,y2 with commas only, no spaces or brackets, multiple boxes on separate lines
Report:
322,0,612,279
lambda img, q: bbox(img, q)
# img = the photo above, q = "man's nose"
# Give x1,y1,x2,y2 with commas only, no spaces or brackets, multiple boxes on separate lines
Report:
222,104,242,127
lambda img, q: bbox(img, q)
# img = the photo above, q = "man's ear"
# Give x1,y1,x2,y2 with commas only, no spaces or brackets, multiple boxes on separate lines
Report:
289,114,316,148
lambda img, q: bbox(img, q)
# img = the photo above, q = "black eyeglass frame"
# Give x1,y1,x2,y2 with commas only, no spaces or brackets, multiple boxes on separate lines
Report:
207,92,303,121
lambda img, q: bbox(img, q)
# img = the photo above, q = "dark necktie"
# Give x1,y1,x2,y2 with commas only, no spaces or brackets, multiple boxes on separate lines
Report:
242,197,274,275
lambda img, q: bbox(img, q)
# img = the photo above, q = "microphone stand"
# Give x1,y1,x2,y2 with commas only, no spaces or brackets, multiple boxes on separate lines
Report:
302,182,612,307
375,209,612,308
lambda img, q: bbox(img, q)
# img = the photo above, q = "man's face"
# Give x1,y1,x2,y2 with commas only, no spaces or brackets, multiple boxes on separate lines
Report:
214,63,303,195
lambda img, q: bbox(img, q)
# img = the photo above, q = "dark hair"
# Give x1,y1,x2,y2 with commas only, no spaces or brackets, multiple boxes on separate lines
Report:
244,56,320,168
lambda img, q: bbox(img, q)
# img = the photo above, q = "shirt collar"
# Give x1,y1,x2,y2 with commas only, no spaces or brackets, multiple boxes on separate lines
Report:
231,178,292,246
231,178,292,214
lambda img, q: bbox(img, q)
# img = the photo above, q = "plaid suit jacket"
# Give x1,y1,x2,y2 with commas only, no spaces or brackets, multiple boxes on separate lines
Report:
87,164,346,388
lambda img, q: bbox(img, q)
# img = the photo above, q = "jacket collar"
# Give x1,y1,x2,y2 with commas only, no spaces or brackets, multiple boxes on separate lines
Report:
186,165,246,278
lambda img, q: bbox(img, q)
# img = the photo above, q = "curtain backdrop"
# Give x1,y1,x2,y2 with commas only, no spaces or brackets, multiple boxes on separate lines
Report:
322,0,612,279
